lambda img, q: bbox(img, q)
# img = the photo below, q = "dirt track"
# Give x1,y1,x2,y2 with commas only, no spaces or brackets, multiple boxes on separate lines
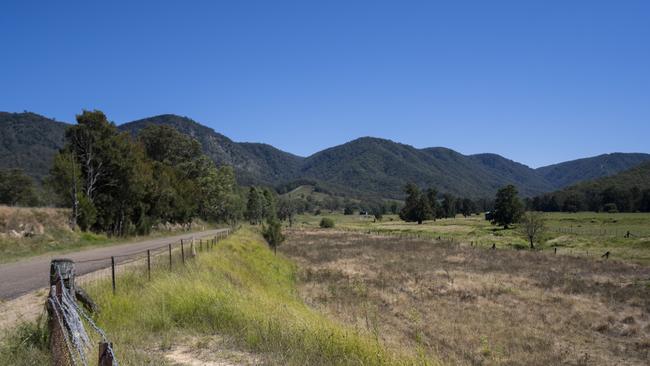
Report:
0,229,228,301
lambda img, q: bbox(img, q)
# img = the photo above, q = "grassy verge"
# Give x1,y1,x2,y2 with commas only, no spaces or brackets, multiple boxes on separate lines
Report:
2,228,438,365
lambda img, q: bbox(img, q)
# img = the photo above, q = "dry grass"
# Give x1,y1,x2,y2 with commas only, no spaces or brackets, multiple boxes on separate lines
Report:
282,229,650,366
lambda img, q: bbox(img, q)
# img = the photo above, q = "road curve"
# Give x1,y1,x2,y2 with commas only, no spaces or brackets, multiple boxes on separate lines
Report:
0,229,228,300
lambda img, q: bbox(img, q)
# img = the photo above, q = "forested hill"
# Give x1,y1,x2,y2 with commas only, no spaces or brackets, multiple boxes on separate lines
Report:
300,138,554,198
532,161,650,212
0,112,67,182
2,111,649,199
536,153,650,188
120,114,303,185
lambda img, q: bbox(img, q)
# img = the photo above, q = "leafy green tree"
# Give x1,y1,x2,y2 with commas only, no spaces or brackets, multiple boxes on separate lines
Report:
492,185,523,229
0,169,40,206
262,218,285,254
262,188,277,220
460,198,475,217
399,183,432,224
441,193,456,218
246,187,264,224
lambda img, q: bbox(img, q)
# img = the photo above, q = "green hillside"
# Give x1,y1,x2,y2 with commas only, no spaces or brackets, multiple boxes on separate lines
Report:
536,153,650,188
2,111,649,200
533,161,650,212
119,114,303,185
0,112,67,182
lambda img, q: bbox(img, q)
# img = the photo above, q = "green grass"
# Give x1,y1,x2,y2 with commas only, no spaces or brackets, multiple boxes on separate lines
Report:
26,227,432,365
294,212,650,263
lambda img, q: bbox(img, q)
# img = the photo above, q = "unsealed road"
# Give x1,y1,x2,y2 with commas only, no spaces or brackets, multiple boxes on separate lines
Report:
0,229,228,300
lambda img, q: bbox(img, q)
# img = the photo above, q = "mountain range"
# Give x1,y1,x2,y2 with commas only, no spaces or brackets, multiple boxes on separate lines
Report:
2,111,649,199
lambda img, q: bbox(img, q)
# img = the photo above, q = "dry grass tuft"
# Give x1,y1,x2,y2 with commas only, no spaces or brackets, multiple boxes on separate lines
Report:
282,229,650,366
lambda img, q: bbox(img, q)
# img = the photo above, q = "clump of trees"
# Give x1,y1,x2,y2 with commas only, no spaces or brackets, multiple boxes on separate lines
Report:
0,169,41,206
245,186,277,224
399,183,481,224
48,110,241,236
529,186,650,213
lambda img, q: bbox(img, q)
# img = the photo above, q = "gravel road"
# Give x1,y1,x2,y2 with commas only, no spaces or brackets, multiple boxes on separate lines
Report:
0,229,228,300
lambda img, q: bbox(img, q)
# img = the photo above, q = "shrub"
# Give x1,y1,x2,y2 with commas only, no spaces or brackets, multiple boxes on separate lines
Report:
319,217,335,228
603,203,618,213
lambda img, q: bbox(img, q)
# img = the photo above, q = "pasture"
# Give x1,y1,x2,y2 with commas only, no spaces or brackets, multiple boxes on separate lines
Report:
294,212,650,264
282,229,650,365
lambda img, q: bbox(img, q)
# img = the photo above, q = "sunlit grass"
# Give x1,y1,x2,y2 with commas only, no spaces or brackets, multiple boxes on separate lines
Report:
82,228,435,365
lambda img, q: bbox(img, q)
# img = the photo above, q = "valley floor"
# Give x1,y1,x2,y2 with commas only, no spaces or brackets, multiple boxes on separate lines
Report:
282,229,650,365
294,212,650,264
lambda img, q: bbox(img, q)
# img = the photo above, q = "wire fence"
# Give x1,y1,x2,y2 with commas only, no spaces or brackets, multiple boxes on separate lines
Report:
332,227,619,260
47,228,232,365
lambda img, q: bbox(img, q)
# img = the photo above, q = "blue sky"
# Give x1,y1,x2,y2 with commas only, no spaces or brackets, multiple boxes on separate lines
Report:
1,1,648,167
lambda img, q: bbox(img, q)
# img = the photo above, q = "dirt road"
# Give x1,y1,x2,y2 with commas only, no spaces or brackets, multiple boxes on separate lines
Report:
0,229,228,301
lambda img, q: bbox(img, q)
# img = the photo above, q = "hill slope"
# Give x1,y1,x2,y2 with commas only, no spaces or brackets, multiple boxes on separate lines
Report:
119,115,303,185
536,153,650,188
534,161,650,212
2,111,648,199
300,137,553,198
0,112,67,182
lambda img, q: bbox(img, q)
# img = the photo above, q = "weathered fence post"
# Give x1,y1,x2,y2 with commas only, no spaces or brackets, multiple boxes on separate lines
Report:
168,243,172,271
191,236,196,257
181,239,185,264
98,342,115,366
48,259,75,366
147,249,151,280
111,256,116,294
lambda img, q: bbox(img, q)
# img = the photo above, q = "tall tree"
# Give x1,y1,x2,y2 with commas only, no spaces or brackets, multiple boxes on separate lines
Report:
246,187,264,224
399,183,431,224
492,185,523,229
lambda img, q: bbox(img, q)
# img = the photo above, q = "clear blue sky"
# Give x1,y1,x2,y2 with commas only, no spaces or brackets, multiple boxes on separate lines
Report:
1,1,648,167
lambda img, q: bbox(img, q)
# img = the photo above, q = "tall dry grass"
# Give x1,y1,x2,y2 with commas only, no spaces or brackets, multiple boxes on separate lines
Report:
282,229,650,365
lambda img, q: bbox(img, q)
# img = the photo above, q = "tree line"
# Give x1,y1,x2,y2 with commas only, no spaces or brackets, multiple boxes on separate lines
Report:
398,183,486,224
528,186,650,213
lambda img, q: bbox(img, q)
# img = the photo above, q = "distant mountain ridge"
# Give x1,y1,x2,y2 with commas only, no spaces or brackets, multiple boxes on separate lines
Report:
2,111,649,198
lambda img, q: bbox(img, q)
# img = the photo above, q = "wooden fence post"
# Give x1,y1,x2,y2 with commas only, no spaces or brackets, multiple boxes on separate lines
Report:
168,243,172,271
98,342,114,366
181,239,185,264
147,250,151,280
111,256,116,294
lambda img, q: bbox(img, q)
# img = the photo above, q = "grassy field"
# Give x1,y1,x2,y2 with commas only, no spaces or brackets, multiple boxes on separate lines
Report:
0,228,435,365
294,212,650,264
0,205,217,263
282,229,650,365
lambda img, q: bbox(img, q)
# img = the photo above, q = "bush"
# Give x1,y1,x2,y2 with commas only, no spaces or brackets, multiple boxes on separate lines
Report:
603,203,618,213
319,217,335,228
